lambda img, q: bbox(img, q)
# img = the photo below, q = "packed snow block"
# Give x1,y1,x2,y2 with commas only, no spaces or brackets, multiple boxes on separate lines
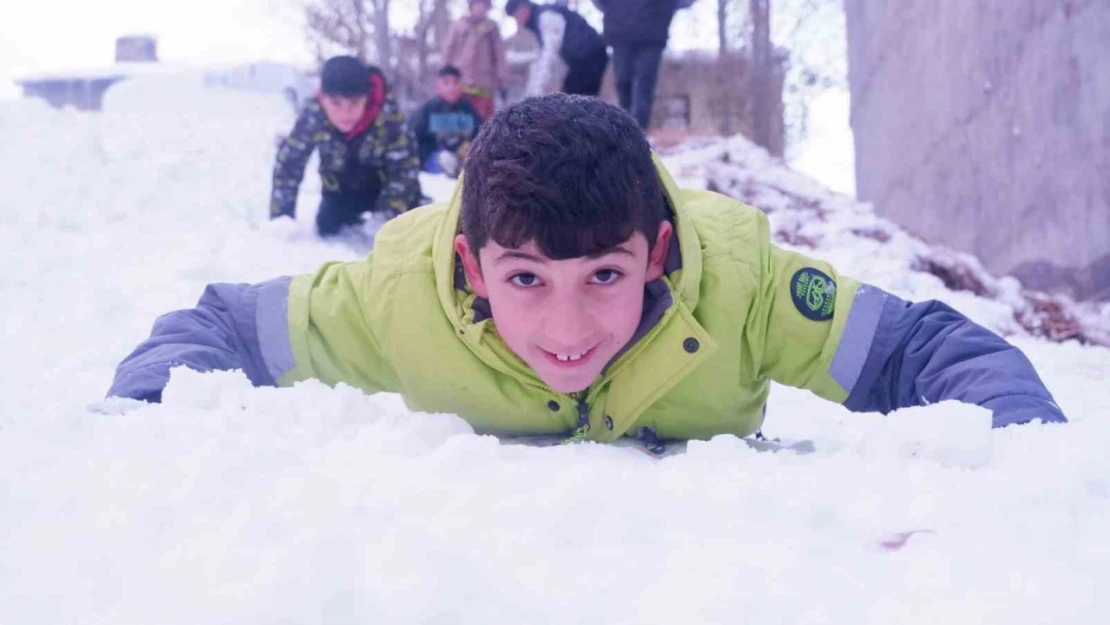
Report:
856,401,992,469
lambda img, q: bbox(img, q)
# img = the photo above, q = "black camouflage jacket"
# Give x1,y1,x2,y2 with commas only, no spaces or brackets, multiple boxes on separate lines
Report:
270,86,422,218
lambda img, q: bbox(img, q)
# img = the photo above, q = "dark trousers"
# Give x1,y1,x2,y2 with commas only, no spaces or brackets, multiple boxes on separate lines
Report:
562,48,610,96
611,43,665,128
316,192,375,237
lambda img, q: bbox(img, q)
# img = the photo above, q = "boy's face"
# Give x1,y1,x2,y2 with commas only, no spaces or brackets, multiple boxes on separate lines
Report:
455,222,673,393
470,1,490,19
436,75,464,104
319,93,367,132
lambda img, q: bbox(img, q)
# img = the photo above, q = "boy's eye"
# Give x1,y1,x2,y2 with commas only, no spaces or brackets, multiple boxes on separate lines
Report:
509,273,540,287
591,269,622,285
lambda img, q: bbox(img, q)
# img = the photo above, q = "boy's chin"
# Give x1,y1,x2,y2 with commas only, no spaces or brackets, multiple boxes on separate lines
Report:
537,370,598,394
546,380,591,394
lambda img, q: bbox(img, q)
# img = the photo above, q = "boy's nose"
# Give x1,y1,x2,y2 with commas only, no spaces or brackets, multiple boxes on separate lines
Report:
543,295,594,347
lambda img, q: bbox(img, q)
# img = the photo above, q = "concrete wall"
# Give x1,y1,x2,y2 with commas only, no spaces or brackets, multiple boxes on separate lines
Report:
845,0,1110,300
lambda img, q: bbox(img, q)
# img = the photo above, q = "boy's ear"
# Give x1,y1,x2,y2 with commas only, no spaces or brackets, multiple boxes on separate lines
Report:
645,221,674,282
454,234,490,298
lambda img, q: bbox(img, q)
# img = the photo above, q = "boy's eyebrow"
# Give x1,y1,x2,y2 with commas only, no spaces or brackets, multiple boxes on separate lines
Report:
495,251,547,264
586,245,635,260
495,246,635,264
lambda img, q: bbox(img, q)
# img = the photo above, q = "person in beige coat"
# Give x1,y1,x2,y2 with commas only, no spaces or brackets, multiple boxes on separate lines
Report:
442,0,509,120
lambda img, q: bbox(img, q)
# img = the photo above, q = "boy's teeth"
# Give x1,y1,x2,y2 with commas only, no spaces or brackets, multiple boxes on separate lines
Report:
556,351,586,362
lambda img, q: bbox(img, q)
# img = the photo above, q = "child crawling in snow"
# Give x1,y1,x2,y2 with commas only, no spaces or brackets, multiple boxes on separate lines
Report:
110,95,1065,450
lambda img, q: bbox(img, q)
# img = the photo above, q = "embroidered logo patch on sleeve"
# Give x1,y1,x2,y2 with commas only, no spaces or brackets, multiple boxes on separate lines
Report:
791,268,836,321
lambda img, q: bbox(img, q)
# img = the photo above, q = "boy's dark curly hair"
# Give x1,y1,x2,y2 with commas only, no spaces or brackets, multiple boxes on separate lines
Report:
461,94,670,260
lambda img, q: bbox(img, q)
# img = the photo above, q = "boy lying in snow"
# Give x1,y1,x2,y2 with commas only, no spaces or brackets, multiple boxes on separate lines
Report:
109,95,1065,448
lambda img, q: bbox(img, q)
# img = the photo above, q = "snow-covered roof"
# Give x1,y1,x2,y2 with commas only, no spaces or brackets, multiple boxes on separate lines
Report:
15,60,308,85
15,61,194,84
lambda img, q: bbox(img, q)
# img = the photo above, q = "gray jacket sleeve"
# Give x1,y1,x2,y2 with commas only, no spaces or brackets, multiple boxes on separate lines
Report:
836,286,1066,428
107,278,294,402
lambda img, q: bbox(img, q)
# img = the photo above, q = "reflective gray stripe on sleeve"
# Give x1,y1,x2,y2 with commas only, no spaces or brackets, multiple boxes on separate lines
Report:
829,284,888,395
255,276,296,383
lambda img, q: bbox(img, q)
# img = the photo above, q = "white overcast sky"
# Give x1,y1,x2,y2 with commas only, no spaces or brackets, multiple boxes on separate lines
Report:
0,0,311,89
0,0,854,194
0,0,727,86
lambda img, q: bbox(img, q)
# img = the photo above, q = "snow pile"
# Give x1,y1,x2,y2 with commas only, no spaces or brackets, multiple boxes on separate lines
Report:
854,401,993,469
2,368,1106,623
661,136,1110,345
102,72,293,117
0,89,432,427
0,90,1108,622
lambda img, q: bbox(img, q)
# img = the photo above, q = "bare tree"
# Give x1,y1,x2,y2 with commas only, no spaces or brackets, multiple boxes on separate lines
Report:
713,0,752,135
771,0,847,156
414,0,434,79
749,0,773,150
717,0,728,54
724,0,846,154
372,0,392,68
410,0,454,78
305,0,369,61
304,0,393,69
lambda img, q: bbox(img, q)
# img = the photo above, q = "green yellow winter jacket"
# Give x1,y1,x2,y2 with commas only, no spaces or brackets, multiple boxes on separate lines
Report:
109,160,1066,436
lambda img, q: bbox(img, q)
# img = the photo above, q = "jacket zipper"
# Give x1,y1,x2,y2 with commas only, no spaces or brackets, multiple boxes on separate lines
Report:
506,373,584,440
502,307,677,446
559,393,591,445
560,319,673,446
637,426,667,456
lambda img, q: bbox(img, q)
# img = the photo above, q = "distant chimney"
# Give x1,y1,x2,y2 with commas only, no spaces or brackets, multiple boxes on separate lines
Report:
115,36,158,63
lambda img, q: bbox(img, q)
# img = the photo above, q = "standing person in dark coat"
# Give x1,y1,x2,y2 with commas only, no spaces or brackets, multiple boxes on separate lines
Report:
594,0,679,128
270,56,422,237
506,0,609,97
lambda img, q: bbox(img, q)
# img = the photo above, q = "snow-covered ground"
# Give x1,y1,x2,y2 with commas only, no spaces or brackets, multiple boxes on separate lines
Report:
1,85,1107,623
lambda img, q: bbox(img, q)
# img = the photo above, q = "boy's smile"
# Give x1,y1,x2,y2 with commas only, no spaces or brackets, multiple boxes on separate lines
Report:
542,344,597,366
455,223,672,393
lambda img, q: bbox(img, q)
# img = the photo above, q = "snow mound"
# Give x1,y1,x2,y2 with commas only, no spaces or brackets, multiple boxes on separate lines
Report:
660,136,1110,345
0,95,56,118
1,93,1108,622
855,401,993,468
103,72,293,118
1,369,1105,623
0,86,452,426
